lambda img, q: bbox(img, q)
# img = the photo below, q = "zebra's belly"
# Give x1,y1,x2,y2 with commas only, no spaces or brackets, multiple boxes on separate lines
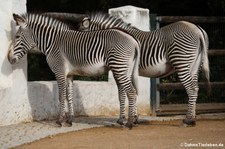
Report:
68,63,109,77
139,61,174,78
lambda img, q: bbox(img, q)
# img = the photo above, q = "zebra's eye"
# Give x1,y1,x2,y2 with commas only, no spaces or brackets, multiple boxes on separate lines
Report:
15,35,20,39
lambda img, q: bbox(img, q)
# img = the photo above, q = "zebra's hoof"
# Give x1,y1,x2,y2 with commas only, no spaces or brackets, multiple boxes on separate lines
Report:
65,120,73,127
117,117,126,125
125,116,135,129
183,118,196,127
125,122,133,129
65,117,73,127
56,120,63,127
133,115,139,125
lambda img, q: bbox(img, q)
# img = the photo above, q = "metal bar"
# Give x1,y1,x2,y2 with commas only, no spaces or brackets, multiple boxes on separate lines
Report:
150,14,159,115
157,82,225,90
150,78,157,115
208,49,225,56
44,12,86,21
157,103,225,115
157,16,225,23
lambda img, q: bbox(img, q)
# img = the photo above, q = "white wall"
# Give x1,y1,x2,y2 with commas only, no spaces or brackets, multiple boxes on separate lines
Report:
0,0,13,88
0,5,151,126
0,0,32,126
109,5,150,31
27,81,120,120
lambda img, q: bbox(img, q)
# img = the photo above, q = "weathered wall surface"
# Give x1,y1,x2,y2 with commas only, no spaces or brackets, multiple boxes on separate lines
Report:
109,5,150,31
0,0,32,126
0,5,151,126
28,81,119,120
28,79,151,121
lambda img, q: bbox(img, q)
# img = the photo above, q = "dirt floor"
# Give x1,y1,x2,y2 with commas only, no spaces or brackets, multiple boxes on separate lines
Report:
14,119,225,149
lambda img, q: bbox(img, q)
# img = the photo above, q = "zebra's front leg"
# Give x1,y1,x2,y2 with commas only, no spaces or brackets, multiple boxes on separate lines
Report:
117,89,126,125
65,76,74,126
56,96,67,127
55,78,67,127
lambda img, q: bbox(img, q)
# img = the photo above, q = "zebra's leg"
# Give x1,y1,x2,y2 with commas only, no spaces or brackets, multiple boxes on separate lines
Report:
65,76,74,126
112,72,133,126
177,70,198,127
55,76,67,127
183,86,198,127
133,98,139,125
117,88,126,125
118,87,138,126
183,73,199,126
126,86,137,129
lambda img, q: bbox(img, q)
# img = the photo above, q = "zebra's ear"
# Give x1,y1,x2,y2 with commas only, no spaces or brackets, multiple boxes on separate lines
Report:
82,17,90,28
13,13,25,26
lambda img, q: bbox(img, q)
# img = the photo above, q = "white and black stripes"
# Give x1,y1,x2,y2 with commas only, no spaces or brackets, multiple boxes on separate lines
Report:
9,13,140,128
79,13,210,126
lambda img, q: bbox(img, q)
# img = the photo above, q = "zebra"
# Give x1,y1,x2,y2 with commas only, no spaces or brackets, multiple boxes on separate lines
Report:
75,12,210,126
8,13,140,128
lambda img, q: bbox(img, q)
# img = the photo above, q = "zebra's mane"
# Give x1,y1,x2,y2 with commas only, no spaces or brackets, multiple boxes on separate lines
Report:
22,13,73,30
88,12,132,29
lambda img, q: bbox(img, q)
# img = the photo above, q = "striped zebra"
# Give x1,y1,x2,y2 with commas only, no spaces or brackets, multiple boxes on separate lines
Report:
76,12,210,126
8,13,140,128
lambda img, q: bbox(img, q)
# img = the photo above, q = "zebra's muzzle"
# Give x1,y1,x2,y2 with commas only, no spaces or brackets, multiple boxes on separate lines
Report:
8,57,18,65
7,43,18,65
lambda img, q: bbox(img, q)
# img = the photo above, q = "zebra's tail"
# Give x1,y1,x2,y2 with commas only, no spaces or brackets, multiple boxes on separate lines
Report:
198,26,211,94
132,42,140,95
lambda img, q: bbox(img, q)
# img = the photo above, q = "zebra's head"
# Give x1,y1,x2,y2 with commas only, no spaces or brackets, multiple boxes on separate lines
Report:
78,17,90,31
78,12,131,31
8,13,37,65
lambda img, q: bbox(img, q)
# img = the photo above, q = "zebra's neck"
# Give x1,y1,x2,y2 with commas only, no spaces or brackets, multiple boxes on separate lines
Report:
26,13,71,55
32,27,61,55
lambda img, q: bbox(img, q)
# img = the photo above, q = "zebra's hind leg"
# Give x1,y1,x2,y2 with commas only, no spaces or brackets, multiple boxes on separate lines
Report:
133,97,139,125
178,72,199,127
183,85,198,127
117,89,126,126
65,76,74,127
117,116,126,126
126,86,138,129
133,115,139,125
183,117,196,127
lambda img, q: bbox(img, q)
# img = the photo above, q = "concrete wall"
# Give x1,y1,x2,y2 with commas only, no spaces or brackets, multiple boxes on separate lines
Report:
0,0,32,126
0,5,151,126
109,5,150,31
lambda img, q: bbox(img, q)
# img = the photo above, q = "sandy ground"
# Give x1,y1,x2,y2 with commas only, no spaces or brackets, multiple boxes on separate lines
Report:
14,119,225,149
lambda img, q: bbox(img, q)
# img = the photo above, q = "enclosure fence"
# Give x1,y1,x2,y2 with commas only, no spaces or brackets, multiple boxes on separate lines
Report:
150,15,225,115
